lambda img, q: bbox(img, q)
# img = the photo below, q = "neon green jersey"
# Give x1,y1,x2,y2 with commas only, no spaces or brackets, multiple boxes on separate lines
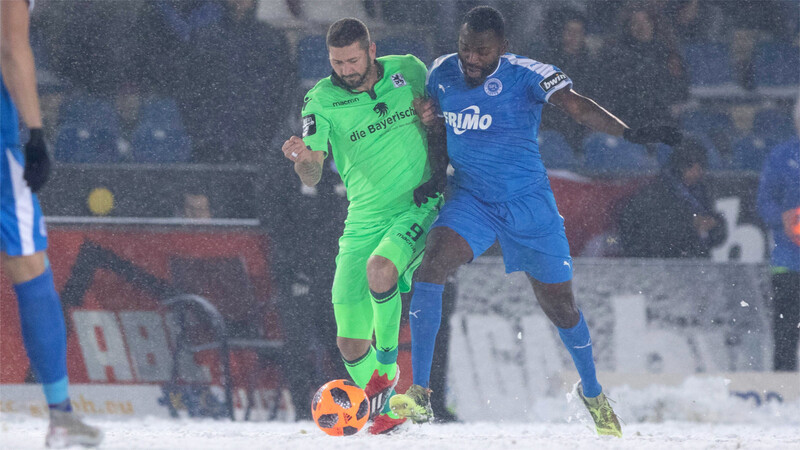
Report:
301,54,430,220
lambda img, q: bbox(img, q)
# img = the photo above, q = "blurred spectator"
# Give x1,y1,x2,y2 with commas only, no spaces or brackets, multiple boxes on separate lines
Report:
619,136,727,258
257,0,377,26
258,149,348,419
537,7,597,151
584,0,625,35
597,4,688,128
756,99,800,372
136,0,224,161
659,0,721,45
283,0,372,23
135,0,224,119
716,0,795,89
182,193,212,219
379,0,437,25
255,0,303,25
137,0,292,163
717,0,794,40
195,0,293,162
114,84,141,160
47,1,143,96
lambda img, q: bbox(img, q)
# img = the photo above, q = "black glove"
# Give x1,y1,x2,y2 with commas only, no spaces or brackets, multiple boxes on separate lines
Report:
23,128,51,193
623,125,682,146
413,172,446,207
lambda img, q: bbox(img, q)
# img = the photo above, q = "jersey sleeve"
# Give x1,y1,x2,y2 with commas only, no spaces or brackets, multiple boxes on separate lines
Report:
525,62,572,104
300,93,331,156
402,54,429,98
425,55,447,117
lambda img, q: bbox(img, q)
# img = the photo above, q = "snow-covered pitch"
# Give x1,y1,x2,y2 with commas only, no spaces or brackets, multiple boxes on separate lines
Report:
2,420,799,450
2,378,798,449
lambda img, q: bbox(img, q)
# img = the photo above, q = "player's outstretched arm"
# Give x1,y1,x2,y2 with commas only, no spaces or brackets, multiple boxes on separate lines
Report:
281,136,325,187
549,88,681,146
1,0,51,193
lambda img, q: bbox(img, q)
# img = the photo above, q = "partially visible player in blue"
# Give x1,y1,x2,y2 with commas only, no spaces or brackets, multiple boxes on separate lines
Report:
1,0,102,447
390,6,681,437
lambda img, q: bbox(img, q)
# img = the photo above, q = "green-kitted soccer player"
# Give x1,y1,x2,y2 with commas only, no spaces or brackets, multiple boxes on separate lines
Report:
281,18,445,435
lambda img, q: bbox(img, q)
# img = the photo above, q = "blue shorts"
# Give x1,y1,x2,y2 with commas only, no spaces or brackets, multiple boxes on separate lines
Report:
1,137,48,256
431,186,572,283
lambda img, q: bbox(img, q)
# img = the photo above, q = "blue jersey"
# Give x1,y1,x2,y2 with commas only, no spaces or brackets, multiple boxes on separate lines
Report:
426,53,572,202
1,0,33,146
1,74,20,146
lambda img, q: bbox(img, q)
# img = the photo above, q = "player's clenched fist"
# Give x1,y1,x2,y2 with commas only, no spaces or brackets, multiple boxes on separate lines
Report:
282,135,313,163
413,97,436,127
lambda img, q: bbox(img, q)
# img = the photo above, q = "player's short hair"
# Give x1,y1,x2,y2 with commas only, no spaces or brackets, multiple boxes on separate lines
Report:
463,6,505,39
327,18,370,49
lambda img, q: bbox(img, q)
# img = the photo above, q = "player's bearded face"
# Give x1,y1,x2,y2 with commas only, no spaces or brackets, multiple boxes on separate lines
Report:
341,57,372,89
458,26,507,87
329,42,374,90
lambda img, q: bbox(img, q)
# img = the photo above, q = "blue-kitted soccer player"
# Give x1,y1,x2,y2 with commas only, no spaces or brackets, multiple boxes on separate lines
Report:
1,0,102,447
390,6,682,437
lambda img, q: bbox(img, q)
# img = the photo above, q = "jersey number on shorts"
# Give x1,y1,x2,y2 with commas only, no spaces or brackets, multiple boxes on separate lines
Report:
406,223,424,242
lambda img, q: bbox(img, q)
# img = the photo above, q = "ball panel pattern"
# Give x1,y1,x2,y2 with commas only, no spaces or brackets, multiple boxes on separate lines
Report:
311,379,370,436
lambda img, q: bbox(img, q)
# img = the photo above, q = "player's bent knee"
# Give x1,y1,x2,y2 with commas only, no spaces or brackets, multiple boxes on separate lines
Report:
417,227,472,283
336,337,372,361
366,255,398,293
417,249,465,283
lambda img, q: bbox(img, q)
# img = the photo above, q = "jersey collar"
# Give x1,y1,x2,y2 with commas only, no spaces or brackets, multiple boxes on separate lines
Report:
330,60,385,100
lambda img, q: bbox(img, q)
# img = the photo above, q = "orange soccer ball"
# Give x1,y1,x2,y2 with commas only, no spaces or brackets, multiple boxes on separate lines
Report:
311,379,370,436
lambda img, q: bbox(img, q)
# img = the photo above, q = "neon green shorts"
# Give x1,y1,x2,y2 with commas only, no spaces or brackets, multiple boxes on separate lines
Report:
332,196,442,340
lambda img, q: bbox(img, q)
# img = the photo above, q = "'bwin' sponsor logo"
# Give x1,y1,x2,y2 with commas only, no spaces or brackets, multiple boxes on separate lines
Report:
539,72,567,92
444,105,492,135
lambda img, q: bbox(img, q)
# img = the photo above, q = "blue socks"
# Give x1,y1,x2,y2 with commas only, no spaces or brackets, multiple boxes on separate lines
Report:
49,397,73,413
409,282,444,388
410,280,601,398
557,311,602,398
13,267,70,405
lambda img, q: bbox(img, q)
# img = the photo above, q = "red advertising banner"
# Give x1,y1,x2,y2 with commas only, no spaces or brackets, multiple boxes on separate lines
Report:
549,171,648,255
1,227,279,387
